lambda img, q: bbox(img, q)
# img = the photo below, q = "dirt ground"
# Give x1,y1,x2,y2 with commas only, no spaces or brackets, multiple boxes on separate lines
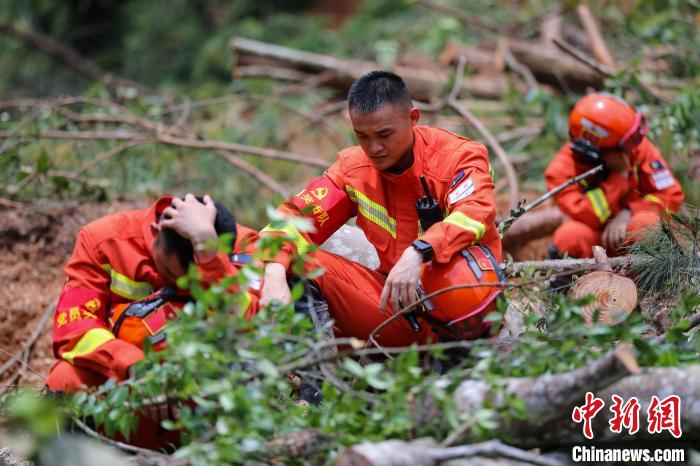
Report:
0,200,149,390
0,193,551,391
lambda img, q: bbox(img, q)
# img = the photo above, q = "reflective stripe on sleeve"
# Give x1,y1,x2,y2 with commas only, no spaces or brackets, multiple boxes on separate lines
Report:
101,264,153,300
643,194,664,207
62,328,115,364
260,224,312,254
586,188,611,223
442,212,486,241
345,186,397,238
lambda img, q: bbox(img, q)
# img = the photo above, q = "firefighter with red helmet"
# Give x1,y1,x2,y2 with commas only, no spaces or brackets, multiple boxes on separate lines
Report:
545,93,684,258
260,71,503,345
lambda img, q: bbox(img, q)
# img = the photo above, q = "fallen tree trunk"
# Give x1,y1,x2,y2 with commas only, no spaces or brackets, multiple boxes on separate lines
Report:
230,37,514,100
454,364,700,448
440,39,604,90
335,439,563,466
337,366,699,464
501,207,564,250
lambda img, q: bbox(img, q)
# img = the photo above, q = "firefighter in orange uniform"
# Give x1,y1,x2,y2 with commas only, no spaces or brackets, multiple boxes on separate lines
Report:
46,194,260,449
260,71,501,347
545,93,684,259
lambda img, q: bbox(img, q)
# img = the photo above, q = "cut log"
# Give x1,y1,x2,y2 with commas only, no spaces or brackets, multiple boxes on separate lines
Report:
230,37,512,100
440,39,604,90
571,246,638,326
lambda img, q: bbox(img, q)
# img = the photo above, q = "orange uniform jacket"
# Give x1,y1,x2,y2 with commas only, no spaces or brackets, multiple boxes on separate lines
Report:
263,126,501,272
545,139,684,228
51,197,260,382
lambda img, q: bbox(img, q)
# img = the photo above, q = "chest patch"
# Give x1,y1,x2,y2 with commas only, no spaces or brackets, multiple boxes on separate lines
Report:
448,177,475,205
650,169,675,190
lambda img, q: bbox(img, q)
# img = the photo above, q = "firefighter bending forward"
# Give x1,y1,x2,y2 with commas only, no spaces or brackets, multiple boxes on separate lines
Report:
260,71,502,347
546,93,684,259
46,194,260,449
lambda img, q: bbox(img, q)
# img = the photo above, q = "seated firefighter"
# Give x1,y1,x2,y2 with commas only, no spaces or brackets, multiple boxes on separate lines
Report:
46,194,260,449
546,93,684,258
260,70,504,347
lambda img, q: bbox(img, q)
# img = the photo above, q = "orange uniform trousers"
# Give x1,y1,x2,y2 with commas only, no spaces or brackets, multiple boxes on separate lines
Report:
552,210,659,258
47,361,181,451
310,250,438,347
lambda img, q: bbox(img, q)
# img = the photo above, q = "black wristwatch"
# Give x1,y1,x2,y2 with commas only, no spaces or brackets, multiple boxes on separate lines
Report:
412,239,434,262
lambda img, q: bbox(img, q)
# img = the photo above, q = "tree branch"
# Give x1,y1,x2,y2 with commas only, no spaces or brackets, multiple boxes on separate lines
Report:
0,20,147,94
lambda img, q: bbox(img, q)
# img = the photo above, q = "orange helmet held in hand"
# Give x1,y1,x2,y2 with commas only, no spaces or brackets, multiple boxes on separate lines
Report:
569,93,648,155
419,245,504,340
109,287,190,351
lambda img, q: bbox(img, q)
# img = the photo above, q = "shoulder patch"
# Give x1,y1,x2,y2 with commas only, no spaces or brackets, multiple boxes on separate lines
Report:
449,170,465,189
649,160,665,171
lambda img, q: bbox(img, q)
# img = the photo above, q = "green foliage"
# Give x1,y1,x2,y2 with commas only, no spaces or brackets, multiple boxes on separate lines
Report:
629,211,700,297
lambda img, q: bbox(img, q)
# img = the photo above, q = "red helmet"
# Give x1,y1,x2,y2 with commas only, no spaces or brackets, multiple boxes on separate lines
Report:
420,245,503,340
569,93,648,152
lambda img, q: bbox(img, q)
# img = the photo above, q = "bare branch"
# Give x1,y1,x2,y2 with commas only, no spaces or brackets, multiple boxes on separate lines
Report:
215,152,290,197
0,20,147,94
447,98,519,209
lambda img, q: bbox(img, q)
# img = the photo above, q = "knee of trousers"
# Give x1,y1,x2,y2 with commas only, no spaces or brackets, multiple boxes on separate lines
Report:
552,220,600,258
45,360,106,393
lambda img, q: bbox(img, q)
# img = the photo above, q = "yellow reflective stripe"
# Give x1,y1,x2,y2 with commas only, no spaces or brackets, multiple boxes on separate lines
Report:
345,186,397,238
443,212,485,241
62,328,115,364
101,264,153,300
488,164,495,180
586,188,611,223
260,224,312,254
643,194,663,206
239,291,252,312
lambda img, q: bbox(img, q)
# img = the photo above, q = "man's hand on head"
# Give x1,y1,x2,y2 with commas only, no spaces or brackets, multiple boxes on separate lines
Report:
160,194,218,258
380,246,423,313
